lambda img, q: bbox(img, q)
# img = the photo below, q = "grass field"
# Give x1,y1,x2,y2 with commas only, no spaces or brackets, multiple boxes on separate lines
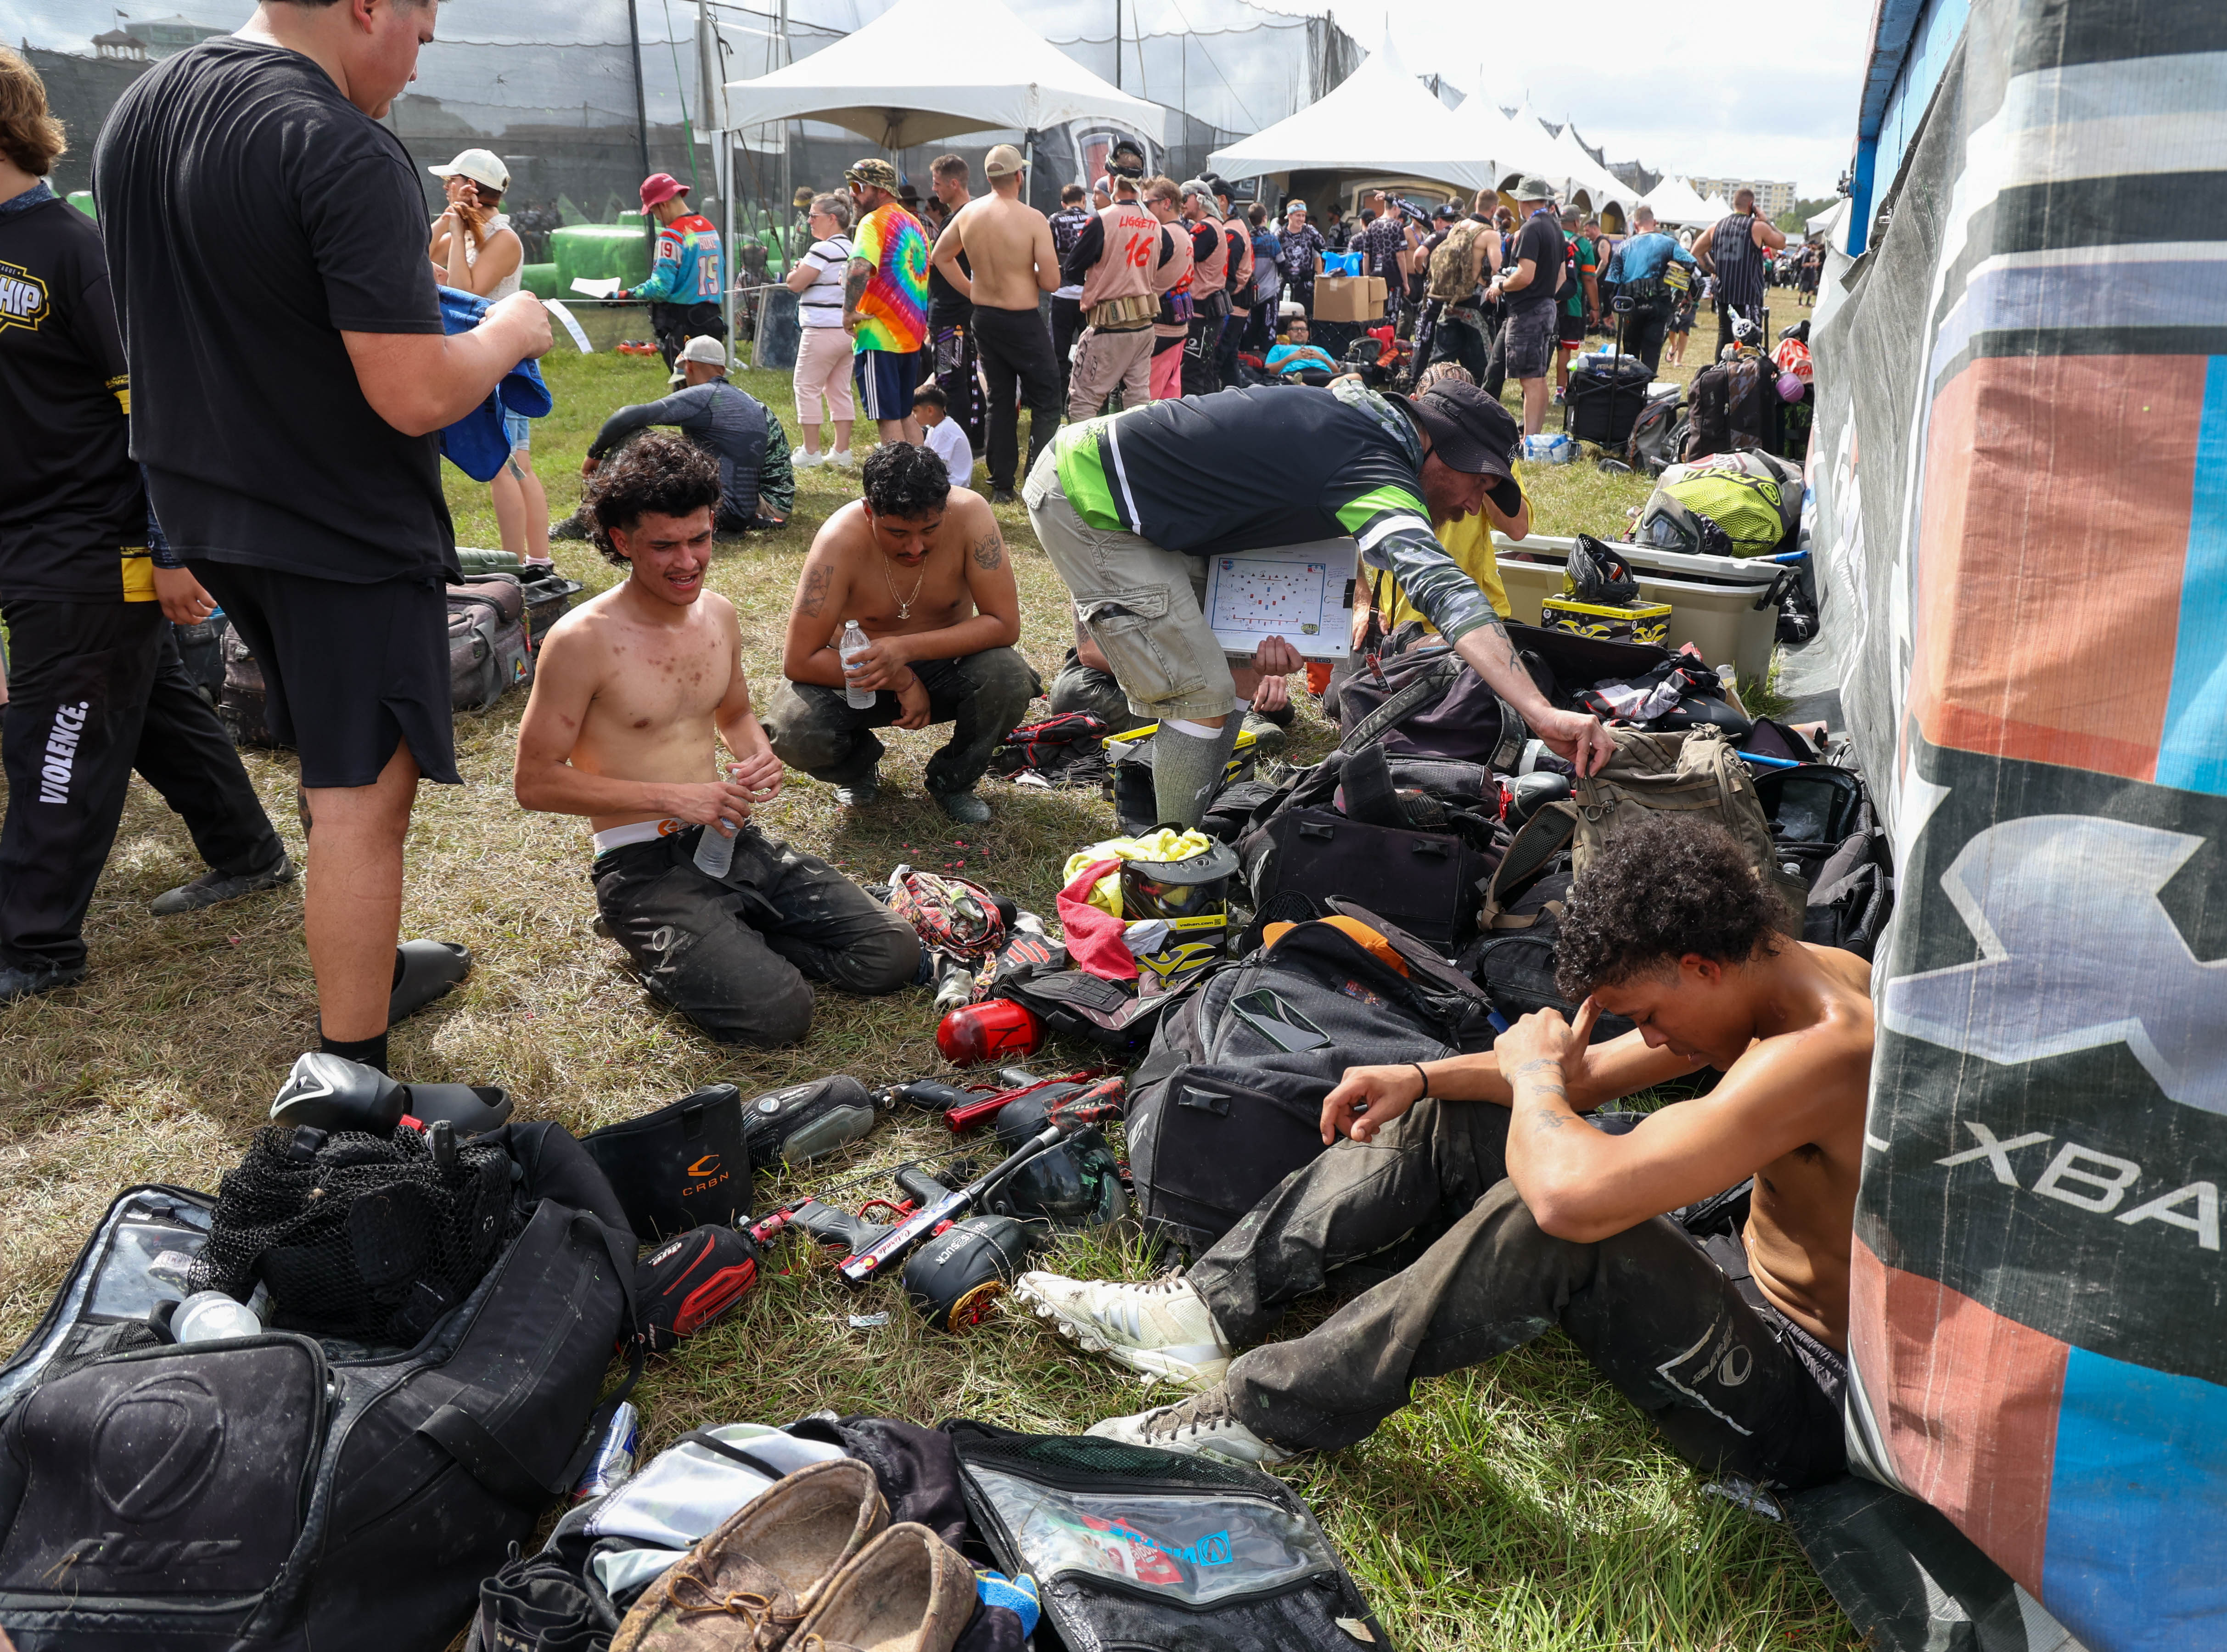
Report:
0,341,1852,1651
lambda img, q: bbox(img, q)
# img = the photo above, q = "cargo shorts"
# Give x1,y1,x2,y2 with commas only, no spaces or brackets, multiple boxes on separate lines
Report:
1022,446,1239,723
1503,299,1559,380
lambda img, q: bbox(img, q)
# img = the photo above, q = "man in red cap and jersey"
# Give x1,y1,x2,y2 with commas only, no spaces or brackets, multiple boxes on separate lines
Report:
618,172,726,370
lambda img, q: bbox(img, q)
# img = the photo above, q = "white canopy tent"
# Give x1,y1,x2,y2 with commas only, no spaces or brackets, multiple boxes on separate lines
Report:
1638,174,1718,226
723,0,1165,150
1699,191,1736,219
1537,116,1630,218
1206,32,1492,194
1448,85,1559,192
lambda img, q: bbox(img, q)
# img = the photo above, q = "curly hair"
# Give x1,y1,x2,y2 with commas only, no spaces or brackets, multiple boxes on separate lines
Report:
860,442,949,519
584,432,721,565
1553,815,1781,1000
0,48,65,177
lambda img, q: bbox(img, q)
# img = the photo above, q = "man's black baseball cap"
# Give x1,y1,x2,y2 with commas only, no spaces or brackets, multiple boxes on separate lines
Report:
1403,380,1520,483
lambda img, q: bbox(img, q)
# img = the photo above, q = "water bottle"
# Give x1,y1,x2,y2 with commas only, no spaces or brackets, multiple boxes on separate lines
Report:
173,1290,263,1344
840,620,875,710
694,799,738,879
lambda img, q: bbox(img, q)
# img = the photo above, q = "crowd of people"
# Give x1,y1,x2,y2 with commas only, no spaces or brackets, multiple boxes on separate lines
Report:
0,6,1876,1550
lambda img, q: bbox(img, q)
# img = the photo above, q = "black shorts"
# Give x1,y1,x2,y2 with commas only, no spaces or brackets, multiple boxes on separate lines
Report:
191,560,459,789
1557,308,1588,346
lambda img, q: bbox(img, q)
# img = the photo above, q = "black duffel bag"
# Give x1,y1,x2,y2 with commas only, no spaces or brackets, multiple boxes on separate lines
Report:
0,1123,636,1652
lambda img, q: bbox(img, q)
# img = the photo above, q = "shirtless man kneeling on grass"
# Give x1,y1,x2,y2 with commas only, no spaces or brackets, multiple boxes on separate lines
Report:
1019,814,1871,1494
513,433,922,1046
763,444,1035,825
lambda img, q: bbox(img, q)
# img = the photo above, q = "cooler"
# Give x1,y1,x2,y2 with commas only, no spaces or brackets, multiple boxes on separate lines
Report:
1492,533,1791,683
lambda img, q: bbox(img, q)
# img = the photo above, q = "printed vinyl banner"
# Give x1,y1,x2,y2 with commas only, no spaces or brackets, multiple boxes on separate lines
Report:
1809,1,2227,1647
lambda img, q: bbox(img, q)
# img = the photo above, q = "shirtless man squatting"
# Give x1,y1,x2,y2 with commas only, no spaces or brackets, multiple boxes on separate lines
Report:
761,444,1037,826
513,434,923,1047
1018,814,1871,1495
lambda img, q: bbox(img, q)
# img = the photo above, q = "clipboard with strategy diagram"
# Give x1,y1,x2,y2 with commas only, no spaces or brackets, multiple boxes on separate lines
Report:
1200,540,1359,660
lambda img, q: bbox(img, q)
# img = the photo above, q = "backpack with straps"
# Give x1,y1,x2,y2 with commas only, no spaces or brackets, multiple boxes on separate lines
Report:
0,1123,638,1652
1427,218,1492,302
1124,905,1498,1253
1680,355,1770,461
1333,635,1531,768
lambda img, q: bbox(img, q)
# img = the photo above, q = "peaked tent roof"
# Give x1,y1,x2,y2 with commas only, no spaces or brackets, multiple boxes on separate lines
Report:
724,0,1164,149
1700,191,1736,219
1638,173,1717,226
1207,32,1492,193
1449,84,1559,187
1541,117,1630,212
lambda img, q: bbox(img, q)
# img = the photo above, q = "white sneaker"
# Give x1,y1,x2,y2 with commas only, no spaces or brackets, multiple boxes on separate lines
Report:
1015,1272,1232,1388
1086,1388,1291,1467
795,449,825,469
828,449,855,469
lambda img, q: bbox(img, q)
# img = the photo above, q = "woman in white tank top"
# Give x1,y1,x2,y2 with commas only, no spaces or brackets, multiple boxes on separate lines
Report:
426,149,551,568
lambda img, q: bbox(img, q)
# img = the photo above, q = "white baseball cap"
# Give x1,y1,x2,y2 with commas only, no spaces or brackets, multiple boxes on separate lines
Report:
429,148,510,194
669,335,728,382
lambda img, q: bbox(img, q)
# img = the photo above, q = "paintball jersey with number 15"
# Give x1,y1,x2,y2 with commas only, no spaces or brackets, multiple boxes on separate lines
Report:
1049,380,1506,646
631,212,724,304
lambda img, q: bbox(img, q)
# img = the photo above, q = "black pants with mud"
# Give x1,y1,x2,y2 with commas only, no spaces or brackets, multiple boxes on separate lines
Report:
0,599,282,972
592,826,921,1046
1045,652,1148,734
972,304,1065,492
1186,1098,1848,1489
1050,295,1085,407
762,647,1039,795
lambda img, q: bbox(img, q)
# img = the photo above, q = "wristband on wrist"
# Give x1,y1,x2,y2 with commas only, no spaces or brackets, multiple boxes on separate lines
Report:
1410,1062,1430,1101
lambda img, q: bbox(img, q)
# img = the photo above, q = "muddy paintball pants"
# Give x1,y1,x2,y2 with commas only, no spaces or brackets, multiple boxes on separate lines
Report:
592,825,921,1047
760,647,1040,797
1186,1096,1850,1490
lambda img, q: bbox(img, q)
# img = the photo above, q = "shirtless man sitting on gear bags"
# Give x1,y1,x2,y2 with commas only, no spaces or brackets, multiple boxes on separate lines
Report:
512,434,923,1048
1018,814,1872,1496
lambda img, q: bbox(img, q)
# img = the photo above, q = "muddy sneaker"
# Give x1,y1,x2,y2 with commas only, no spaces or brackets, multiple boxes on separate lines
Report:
930,788,990,825
787,1523,976,1652
834,770,881,808
150,852,297,916
1015,1272,1231,1387
1086,1385,1292,1467
613,1457,888,1652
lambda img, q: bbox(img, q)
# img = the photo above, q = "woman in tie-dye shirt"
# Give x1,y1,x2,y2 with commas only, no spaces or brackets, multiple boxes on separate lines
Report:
843,159,930,443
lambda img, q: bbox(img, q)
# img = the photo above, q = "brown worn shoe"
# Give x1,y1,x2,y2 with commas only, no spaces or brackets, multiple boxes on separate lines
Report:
788,1522,976,1652
613,1457,889,1652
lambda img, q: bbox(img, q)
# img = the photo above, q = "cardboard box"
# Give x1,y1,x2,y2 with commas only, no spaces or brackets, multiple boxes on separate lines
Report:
1310,259,1386,322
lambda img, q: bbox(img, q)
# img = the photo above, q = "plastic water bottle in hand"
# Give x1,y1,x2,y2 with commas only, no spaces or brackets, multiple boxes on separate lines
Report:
841,620,875,709
694,764,744,879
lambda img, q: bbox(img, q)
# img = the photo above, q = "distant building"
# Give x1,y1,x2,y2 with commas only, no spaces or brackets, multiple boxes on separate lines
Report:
118,13,229,58
1687,177,1799,219
90,28,145,59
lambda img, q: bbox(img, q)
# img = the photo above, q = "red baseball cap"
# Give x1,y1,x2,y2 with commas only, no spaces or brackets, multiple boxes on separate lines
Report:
638,173,689,211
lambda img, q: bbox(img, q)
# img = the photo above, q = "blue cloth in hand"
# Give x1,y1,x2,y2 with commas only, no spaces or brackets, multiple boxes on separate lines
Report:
437,284,552,482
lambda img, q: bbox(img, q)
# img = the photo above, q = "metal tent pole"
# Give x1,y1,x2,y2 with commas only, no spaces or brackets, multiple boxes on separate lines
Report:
625,0,651,183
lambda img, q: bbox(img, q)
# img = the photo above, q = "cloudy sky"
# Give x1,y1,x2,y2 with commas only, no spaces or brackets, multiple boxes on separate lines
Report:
1311,0,1875,197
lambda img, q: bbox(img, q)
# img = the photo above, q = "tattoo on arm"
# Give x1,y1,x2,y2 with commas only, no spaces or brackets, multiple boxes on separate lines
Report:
844,262,869,308
798,564,831,617
970,529,1004,570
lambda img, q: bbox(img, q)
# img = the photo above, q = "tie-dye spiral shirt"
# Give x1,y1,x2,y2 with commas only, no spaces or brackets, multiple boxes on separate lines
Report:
848,202,929,354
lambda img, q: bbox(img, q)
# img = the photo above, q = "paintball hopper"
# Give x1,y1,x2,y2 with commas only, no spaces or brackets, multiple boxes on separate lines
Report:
270,1052,513,1136
901,1213,1035,1331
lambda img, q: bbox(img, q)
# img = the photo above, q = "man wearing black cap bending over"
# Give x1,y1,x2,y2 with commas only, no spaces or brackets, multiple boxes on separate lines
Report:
1025,378,1613,828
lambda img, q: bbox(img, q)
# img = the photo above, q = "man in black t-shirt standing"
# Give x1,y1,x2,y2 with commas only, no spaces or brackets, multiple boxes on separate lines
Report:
95,0,552,1074
0,49,289,1006
1485,177,1566,438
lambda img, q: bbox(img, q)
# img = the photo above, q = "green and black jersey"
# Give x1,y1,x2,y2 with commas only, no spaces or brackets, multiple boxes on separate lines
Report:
1050,380,1503,645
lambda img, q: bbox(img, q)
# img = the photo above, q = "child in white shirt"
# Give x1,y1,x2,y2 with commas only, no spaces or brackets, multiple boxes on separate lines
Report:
912,384,974,484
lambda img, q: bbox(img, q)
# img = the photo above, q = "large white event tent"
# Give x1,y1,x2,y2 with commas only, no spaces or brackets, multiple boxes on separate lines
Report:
1206,33,1492,194
1547,123,1633,219
1699,191,1736,219
1638,174,1718,226
1448,86,1559,192
723,0,1164,150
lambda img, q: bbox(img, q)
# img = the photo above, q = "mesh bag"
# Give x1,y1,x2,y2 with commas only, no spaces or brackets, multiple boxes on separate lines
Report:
188,1124,524,1343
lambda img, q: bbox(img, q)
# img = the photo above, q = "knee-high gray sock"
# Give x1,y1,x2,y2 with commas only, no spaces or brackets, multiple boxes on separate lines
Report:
1151,718,1241,830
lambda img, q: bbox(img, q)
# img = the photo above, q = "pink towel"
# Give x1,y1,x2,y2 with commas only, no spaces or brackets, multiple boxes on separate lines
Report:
1056,858,1138,981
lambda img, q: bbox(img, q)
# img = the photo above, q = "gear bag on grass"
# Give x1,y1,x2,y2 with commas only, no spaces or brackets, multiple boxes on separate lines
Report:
1333,635,1529,767
1680,354,1771,461
0,1122,637,1652
1637,450,1802,559
1459,820,1635,1040
949,1423,1391,1652
1126,903,1496,1254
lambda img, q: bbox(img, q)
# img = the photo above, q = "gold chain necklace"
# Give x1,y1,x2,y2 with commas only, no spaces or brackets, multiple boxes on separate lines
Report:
881,555,928,620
